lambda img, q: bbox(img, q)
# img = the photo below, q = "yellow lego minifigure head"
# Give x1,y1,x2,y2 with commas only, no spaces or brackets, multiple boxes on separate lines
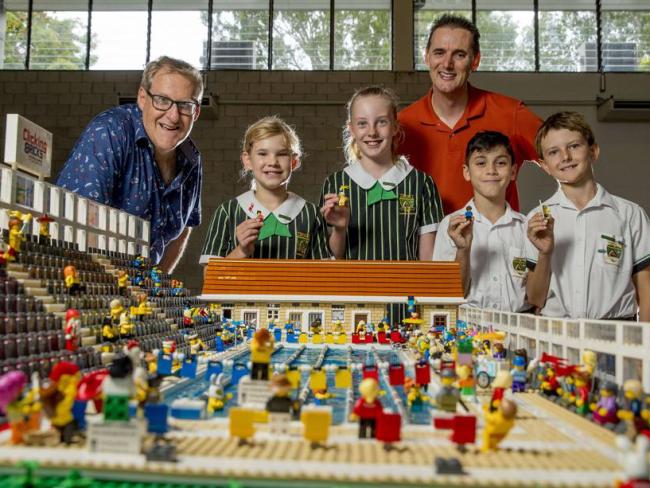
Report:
492,370,513,389
457,364,471,381
358,377,380,403
623,379,642,400
441,367,456,386
162,340,176,354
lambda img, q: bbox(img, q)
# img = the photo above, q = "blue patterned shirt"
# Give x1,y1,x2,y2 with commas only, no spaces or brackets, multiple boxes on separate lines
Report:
56,104,202,263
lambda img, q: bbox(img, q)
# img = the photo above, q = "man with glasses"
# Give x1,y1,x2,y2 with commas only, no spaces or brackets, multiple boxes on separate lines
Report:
398,14,541,215
57,56,203,273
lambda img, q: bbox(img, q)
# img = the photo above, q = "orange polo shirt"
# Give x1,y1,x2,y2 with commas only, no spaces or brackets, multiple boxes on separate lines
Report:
398,85,542,214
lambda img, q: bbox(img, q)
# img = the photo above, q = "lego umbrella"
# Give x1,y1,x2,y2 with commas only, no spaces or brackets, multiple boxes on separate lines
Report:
37,214,55,223
403,317,425,325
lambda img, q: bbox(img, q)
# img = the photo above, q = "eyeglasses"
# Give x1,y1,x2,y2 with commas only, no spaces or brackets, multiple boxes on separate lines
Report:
145,88,199,116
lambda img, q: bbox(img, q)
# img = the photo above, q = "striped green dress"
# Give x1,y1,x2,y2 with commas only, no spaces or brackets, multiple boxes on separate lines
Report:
320,157,443,260
200,190,330,263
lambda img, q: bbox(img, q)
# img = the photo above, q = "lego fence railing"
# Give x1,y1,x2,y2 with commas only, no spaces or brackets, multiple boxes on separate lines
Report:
0,167,150,258
459,306,650,391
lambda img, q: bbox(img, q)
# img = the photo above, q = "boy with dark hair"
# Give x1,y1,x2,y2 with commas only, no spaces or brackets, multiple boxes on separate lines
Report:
433,131,539,311
526,111,650,321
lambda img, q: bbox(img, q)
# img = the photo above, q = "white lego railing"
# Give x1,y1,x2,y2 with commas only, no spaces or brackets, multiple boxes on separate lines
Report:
0,167,149,257
459,306,650,391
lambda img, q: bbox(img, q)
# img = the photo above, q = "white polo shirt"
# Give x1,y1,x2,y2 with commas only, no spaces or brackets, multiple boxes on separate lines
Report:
524,184,650,319
433,199,529,312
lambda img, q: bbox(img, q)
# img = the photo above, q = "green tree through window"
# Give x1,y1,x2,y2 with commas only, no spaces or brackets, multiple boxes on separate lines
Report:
1,3,648,71
3,10,94,69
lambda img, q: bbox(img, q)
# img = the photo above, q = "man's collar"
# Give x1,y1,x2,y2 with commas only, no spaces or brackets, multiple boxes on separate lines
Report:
464,84,487,120
343,156,413,190
236,190,306,223
421,84,486,128
130,104,149,143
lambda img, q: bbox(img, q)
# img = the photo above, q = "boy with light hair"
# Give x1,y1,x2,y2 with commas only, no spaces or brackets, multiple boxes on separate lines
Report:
526,111,650,321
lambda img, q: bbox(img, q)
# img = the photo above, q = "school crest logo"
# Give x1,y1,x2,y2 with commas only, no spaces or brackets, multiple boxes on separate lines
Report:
296,232,310,258
399,194,415,215
512,257,527,278
599,234,624,266
605,241,623,265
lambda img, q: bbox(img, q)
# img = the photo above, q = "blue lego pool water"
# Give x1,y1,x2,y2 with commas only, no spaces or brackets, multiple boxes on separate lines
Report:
162,344,434,425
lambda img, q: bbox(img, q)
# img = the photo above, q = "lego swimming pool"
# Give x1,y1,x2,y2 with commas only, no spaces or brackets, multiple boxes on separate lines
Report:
162,343,435,425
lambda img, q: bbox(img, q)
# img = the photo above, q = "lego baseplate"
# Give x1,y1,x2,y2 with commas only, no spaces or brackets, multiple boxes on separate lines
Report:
0,392,633,488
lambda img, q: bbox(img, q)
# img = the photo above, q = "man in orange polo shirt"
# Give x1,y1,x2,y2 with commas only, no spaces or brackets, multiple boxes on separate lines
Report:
398,14,541,214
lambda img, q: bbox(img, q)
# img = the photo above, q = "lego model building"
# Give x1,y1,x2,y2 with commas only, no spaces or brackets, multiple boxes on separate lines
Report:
200,259,465,332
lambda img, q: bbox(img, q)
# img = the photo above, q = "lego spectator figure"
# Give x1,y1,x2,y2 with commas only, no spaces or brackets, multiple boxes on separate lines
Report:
37,214,54,244
63,265,84,296
4,211,31,262
187,333,206,359
117,270,130,297
510,355,528,393
591,382,620,426
110,298,125,325
64,309,81,351
0,371,41,444
618,379,645,434
41,362,81,444
119,312,134,339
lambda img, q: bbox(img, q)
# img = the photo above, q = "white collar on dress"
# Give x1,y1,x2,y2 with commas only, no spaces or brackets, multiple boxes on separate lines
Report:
236,190,306,223
343,156,413,190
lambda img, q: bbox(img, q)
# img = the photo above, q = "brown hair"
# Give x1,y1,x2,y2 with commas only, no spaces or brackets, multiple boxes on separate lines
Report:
254,328,271,343
426,14,480,55
535,111,596,157
343,85,402,164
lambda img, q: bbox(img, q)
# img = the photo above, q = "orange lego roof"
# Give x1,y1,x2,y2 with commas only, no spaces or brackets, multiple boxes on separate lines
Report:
201,259,464,304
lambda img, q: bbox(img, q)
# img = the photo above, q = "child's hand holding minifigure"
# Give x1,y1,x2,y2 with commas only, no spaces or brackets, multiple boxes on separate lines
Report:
447,214,473,251
234,218,264,257
321,193,350,230
527,211,554,256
